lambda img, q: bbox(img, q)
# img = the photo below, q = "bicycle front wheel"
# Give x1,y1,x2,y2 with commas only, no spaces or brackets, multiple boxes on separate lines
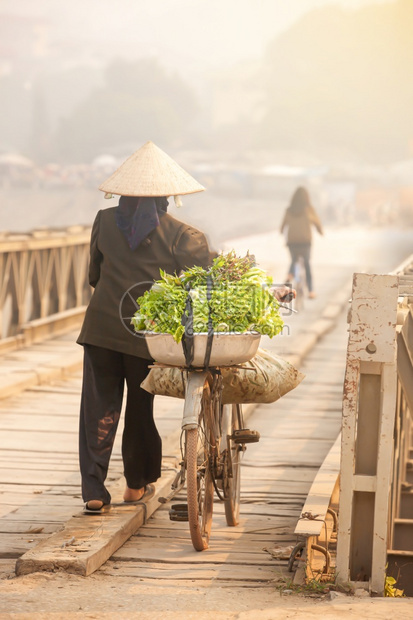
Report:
186,381,215,551
224,404,243,526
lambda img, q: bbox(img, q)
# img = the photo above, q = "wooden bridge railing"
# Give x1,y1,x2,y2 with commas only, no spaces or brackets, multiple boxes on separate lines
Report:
336,257,413,596
291,255,413,596
0,226,91,350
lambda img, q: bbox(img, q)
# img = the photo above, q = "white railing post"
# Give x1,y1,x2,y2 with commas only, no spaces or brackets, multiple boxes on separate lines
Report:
336,273,399,594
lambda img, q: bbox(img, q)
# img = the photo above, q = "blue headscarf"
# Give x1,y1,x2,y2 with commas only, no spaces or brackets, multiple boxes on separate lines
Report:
115,196,168,250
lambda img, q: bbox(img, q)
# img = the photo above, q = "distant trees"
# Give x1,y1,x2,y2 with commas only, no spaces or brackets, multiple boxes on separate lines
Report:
259,0,413,163
54,57,199,162
4,0,412,166
0,74,31,154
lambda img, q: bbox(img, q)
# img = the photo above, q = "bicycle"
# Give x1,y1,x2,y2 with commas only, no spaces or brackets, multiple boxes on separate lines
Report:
144,331,260,551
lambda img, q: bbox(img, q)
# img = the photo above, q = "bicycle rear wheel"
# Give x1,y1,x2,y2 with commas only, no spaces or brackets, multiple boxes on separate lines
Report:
224,404,243,526
186,380,215,551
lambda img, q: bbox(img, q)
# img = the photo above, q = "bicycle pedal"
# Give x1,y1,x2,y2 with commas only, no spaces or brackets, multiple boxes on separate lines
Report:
169,503,189,522
232,429,260,444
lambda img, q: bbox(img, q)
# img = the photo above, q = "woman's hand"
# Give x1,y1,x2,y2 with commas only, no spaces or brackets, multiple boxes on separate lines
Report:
270,285,296,302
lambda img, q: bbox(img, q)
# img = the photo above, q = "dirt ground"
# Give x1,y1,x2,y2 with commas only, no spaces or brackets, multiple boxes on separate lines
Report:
0,570,412,619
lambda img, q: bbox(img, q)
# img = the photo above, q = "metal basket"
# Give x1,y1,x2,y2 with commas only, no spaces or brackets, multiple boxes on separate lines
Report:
141,331,261,367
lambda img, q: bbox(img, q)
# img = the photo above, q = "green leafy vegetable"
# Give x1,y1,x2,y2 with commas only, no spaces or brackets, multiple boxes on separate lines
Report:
132,251,284,342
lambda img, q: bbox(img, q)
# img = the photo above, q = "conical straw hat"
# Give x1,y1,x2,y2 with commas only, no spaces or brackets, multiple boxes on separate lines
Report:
98,141,205,197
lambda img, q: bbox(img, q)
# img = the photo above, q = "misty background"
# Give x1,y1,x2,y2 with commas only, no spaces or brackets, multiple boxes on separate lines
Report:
0,0,412,247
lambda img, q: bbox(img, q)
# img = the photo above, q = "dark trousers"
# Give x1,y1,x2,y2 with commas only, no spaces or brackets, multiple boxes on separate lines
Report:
79,344,161,504
287,242,313,292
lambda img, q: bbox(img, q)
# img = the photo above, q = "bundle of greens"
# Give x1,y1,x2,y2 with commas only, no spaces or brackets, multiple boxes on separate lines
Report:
132,251,284,342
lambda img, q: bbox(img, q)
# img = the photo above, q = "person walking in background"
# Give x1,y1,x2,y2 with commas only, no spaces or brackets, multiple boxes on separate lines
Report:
280,186,323,299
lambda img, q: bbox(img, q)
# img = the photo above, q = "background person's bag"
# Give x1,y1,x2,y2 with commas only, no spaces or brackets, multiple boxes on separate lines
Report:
141,348,304,404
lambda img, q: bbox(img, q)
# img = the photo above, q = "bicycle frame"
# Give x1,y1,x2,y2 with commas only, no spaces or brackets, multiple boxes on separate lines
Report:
182,370,232,460
181,370,209,431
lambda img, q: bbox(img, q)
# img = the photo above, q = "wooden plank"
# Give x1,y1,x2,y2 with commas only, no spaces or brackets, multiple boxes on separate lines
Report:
15,469,178,577
294,433,341,536
26,383,83,395
0,430,78,452
0,461,79,473
0,451,79,462
0,469,80,486
0,492,79,508
238,468,317,483
242,424,341,441
256,400,342,413
2,350,76,364
0,521,58,535
0,534,48,558
0,415,78,432
101,563,283,583
136,526,294,541
129,531,283,556
0,372,38,400
0,405,80,417
147,513,298,532
0,484,52,494
112,545,279,566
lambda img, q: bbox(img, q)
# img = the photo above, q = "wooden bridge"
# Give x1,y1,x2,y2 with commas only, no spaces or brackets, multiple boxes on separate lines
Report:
0,228,412,615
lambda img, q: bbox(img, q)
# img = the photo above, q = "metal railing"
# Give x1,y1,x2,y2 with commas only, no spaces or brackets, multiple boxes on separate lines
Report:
0,227,91,348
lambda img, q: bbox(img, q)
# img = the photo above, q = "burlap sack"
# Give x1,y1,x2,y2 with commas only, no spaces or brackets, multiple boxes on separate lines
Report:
141,348,304,404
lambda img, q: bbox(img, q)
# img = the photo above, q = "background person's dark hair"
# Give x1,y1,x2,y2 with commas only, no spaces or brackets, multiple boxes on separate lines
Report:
289,186,312,215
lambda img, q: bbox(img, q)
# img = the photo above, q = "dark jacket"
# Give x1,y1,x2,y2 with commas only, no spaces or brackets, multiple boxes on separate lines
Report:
77,207,216,358
280,205,323,245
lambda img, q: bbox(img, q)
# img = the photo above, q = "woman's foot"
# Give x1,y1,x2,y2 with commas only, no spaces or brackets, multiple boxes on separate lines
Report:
123,486,145,502
123,484,156,504
86,499,105,511
308,291,317,299
84,499,110,514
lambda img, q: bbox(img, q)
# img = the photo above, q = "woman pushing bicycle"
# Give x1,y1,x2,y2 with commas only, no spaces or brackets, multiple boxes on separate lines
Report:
77,141,293,515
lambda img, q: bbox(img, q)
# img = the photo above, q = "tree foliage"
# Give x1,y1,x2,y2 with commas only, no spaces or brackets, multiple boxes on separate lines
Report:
55,57,198,162
259,0,413,162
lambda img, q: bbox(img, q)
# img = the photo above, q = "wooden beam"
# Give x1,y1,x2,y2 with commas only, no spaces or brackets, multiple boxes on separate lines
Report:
294,433,340,537
15,469,178,577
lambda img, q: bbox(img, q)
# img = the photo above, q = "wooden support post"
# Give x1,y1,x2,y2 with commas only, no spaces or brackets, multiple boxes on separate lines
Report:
371,362,398,592
336,273,399,595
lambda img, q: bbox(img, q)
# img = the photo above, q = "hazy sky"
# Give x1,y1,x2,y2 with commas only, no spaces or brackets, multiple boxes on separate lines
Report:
3,0,393,76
